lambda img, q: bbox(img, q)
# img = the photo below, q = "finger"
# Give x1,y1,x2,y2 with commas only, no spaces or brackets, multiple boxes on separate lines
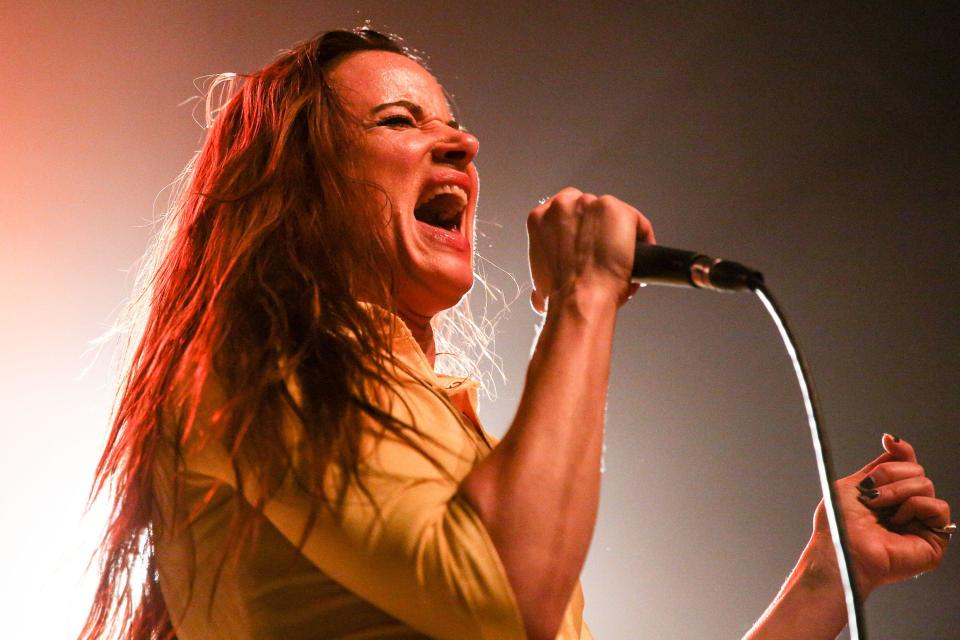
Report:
626,282,641,300
527,203,545,227
535,187,583,210
551,188,589,213
635,210,656,245
854,451,895,478
851,433,919,478
858,462,926,489
888,495,951,528
541,191,594,232
576,192,599,216
593,195,655,246
530,289,546,314
882,433,917,463
530,188,581,221
857,475,935,508
555,186,585,199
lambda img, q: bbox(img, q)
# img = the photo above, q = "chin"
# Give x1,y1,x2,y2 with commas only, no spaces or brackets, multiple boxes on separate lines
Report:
397,267,474,317
426,276,474,313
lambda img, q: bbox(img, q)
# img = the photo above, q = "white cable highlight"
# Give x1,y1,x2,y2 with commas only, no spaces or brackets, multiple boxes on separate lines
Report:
755,286,862,640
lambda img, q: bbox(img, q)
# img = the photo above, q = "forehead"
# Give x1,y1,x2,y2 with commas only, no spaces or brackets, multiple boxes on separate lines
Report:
328,50,451,118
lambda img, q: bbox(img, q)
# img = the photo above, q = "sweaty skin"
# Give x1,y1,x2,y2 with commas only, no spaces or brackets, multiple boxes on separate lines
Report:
331,51,951,640
329,51,479,361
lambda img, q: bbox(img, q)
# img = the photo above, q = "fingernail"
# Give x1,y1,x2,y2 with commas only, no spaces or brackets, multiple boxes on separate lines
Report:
858,476,876,490
883,432,901,443
858,488,880,500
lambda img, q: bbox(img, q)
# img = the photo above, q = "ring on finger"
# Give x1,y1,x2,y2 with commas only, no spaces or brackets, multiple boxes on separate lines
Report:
928,522,957,538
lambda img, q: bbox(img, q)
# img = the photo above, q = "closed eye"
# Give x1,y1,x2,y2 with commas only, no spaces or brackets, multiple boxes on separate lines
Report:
377,114,416,127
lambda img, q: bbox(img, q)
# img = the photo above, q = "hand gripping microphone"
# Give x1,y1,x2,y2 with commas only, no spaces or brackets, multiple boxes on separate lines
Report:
631,242,764,292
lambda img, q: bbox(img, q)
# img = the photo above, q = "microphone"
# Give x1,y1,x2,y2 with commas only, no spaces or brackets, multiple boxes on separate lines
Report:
632,242,763,292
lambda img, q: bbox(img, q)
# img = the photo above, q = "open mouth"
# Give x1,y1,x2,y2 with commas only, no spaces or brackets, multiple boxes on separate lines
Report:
413,184,468,232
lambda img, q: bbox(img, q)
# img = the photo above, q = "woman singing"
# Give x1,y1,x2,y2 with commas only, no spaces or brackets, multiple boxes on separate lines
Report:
81,28,951,640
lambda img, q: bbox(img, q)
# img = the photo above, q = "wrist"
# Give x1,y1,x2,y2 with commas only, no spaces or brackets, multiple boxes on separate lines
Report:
797,533,843,592
545,281,622,319
745,535,849,640
803,529,878,601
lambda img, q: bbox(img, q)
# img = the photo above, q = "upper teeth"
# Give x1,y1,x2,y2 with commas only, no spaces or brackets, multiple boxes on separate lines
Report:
416,184,468,214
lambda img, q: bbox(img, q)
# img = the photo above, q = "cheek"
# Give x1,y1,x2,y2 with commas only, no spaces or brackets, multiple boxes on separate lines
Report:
363,136,422,174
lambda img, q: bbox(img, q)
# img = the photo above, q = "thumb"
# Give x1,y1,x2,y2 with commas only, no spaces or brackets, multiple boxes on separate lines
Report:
530,289,546,314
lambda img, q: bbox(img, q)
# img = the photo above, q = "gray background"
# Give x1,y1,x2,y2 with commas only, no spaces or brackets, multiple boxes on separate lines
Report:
1,2,957,638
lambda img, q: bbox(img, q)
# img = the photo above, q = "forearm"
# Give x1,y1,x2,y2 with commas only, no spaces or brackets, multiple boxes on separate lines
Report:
744,534,848,640
459,285,618,639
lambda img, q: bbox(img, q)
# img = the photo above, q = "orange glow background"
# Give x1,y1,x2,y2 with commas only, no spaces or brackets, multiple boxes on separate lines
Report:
2,3,957,638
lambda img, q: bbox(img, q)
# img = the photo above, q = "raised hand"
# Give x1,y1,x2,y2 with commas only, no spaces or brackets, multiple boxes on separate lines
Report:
526,188,655,313
814,433,952,597
746,435,951,639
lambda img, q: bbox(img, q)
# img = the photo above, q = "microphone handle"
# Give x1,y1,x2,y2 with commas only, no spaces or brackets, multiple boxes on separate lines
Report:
632,242,763,292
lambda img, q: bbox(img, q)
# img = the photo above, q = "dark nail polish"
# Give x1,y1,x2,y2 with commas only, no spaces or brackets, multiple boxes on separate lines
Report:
858,488,880,500
893,434,901,443
858,476,876,490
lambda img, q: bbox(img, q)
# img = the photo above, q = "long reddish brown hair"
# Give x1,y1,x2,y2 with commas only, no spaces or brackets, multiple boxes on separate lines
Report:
79,28,499,640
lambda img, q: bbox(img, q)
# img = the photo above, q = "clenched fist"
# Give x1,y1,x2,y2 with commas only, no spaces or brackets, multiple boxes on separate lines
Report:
527,188,656,313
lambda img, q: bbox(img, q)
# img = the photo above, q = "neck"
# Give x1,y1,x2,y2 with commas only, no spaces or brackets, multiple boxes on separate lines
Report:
397,308,437,367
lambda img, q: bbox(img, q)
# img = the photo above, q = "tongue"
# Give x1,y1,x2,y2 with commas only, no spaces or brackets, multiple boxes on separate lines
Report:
414,193,461,228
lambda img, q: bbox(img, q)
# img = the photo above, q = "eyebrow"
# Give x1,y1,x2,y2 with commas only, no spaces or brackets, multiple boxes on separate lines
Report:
370,100,461,130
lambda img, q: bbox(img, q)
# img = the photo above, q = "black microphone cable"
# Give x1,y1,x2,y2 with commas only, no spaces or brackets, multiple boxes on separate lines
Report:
754,282,866,640
632,245,866,639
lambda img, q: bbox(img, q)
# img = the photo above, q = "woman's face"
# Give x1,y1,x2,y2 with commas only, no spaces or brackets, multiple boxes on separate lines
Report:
328,50,480,320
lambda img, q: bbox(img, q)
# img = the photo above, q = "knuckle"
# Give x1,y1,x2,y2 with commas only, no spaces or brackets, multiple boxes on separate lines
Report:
577,192,598,205
542,203,564,222
888,483,909,502
551,193,578,211
555,187,582,204
597,194,620,207
526,210,541,229
871,464,889,483
577,194,598,213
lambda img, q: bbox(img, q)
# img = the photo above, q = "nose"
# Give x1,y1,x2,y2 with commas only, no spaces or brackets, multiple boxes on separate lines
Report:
431,127,479,168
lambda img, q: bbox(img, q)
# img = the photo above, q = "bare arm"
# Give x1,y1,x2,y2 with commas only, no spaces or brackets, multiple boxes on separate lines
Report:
459,188,950,639
461,287,616,639
744,533,848,639
459,188,653,639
